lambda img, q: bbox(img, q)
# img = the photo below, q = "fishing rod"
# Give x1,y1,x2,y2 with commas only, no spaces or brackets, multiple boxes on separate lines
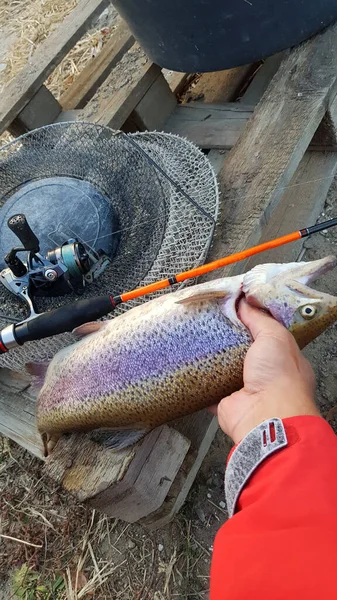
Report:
1,217,336,354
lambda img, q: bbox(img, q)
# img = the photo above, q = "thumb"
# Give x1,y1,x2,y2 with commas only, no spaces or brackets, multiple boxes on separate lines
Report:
238,299,283,340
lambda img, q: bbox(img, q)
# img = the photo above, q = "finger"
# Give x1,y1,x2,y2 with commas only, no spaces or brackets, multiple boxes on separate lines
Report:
238,298,286,340
208,404,219,415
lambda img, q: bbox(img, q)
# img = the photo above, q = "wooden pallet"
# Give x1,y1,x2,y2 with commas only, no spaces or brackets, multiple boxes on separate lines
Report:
1,1,337,528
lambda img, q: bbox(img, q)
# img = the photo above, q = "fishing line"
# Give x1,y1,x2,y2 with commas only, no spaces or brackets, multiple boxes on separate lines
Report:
80,172,336,247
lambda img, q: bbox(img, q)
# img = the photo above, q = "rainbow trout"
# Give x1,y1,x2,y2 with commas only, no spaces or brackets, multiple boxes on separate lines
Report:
31,256,337,452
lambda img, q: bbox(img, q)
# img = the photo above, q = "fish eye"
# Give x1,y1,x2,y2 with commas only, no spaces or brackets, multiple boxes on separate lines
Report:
300,305,317,320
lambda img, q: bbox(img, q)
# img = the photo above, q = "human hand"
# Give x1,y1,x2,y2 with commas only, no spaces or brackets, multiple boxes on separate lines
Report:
212,300,320,444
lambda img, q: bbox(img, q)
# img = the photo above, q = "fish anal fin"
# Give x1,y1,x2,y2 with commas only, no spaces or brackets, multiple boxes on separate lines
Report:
175,291,228,306
72,321,106,339
90,427,149,450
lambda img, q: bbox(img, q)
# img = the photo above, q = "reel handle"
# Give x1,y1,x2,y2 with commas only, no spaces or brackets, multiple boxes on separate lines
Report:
9,295,116,348
8,214,40,253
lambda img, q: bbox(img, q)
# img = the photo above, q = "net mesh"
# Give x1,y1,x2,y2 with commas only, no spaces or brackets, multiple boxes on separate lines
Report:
0,123,218,370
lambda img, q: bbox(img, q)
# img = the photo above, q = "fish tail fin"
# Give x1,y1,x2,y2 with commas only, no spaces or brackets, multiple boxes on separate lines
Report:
25,361,50,391
90,427,149,450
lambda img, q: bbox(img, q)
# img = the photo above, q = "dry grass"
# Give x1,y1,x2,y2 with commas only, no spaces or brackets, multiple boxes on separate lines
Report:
0,0,78,93
0,0,119,147
0,436,225,599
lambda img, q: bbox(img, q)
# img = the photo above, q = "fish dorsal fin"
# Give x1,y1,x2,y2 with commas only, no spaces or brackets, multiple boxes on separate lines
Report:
72,321,107,339
175,290,228,306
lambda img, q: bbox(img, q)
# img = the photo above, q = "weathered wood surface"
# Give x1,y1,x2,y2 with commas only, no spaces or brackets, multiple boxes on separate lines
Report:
164,103,254,149
163,71,191,96
187,65,255,104
80,43,161,129
141,411,218,529
311,95,337,151
206,22,337,279
8,86,62,137
0,369,44,458
44,425,190,522
241,53,285,106
59,20,134,110
0,0,109,136
131,73,177,131
246,151,337,268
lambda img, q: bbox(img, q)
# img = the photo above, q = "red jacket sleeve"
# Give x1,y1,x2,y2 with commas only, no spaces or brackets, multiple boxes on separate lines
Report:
210,415,337,600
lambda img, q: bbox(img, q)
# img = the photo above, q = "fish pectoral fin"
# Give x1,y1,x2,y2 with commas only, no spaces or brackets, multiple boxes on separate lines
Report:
26,361,50,390
175,290,228,306
90,427,149,450
72,321,107,339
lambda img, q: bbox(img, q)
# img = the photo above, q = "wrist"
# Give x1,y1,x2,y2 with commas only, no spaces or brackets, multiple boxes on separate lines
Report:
228,390,319,445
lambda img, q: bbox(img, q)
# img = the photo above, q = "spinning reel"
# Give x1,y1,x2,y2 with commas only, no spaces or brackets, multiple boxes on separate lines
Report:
0,213,111,318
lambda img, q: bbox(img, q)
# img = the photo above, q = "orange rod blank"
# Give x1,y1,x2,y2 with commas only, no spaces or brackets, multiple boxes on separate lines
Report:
119,230,301,303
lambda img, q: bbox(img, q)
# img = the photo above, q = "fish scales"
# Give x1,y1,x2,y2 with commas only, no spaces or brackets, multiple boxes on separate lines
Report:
31,256,337,452
37,300,251,432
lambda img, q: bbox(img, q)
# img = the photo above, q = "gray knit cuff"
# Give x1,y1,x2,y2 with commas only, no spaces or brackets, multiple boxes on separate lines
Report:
225,418,288,518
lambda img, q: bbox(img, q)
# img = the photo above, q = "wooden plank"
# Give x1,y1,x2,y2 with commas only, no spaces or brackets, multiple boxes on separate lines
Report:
0,371,43,458
164,103,254,149
141,412,218,529
163,70,191,96
207,55,289,174
246,151,337,267
311,95,337,151
207,22,337,280
8,86,62,136
44,425,190,522
241,52,285,105
132,73,177,131
80,43,161,129
59,21,134,110
0,0,109,135
185,65,254,104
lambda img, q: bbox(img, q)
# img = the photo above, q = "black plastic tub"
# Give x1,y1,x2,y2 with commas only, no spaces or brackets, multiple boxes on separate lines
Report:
112,0,337,72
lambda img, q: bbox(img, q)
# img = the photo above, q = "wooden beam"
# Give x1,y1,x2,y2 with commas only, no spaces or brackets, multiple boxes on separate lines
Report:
164,103,254,149
207,22,337,279
0,370,44,458
131,73,177,131
141,411,218,529
163,70,191,96
310,94,337,151
59,21,134,110
185,64,254,104
80,43,161,129
0,0,109,136
245,151,337,267
241,52,285,105
8,85,62,136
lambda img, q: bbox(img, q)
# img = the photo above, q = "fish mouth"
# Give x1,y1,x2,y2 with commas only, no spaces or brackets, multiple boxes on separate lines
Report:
243,255,337,298
293,255,337,286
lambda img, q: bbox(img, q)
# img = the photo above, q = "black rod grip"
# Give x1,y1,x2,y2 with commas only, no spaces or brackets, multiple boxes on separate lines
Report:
14,296,115,344
8,214,40,252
